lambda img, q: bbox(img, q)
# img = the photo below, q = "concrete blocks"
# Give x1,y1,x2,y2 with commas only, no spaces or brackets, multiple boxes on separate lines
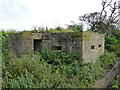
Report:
8,32,104,63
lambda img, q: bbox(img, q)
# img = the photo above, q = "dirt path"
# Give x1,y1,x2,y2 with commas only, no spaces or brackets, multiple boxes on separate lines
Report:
92,57,120,88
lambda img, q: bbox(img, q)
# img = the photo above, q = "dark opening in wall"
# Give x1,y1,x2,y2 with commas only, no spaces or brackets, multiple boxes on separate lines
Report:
91,45,95,49
34,39,42,52
52,46,62,50
98,44,101,48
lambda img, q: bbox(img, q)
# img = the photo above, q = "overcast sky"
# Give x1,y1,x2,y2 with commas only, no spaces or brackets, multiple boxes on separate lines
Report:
0,0,118,31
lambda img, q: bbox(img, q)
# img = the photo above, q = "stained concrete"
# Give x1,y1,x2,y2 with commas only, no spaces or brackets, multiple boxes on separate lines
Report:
82,32,104,63
8,32,104,63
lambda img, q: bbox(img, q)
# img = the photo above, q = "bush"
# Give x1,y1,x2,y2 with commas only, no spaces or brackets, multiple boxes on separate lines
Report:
2,70,39,88
99,51,116,69
112,29,120,41
23,26,74,33
112,73,120,88
1,30,16,64
66,22,83,32
2,30,118,88
105,36,120,56
2,49,117,88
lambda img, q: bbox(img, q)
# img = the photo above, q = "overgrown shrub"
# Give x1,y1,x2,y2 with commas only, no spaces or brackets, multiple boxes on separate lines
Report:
112,29,120,41
66,21,83,32
1,30,16,64
2,49,117,88
1,29,118,88
23,26,74,33
112,73,120,88
99,51,116,69
105,36,120,56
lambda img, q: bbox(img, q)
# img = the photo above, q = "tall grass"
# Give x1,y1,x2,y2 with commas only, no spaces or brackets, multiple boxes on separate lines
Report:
1,29,118,88
2,50,116,88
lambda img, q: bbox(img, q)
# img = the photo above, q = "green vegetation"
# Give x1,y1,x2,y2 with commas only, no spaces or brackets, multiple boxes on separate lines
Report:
1,28,119,88
112,73,120,88
105,29,120,57
1,0,120,88
1,30,16,64
2,49,116,88
105,36,120,56
23,26,74,33
66,21,83,32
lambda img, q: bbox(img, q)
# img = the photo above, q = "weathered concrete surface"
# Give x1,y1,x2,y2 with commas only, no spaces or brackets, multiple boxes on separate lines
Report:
8,32,43,56
92,58,120,88
8,32,24,57
8,32,104,63
82,32,104,63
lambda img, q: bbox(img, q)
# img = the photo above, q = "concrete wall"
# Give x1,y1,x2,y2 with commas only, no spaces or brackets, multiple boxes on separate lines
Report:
8,32,104,63
8,32,43,56
41,32,83,60
8,32,24,57
23,32,42,54
42,32,82,52
22,32,33,55
82,32,104,63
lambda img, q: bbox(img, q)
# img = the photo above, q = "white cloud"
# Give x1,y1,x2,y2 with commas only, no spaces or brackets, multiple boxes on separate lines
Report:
0,0,106,31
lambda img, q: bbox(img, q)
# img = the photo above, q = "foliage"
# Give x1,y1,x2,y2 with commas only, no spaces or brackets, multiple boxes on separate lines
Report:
112,73,120,88
79,0,119,35
48,26,74,33
99,51,116,69
112,29,120,41
1,29,118,88
1,30,16,64
23,26,74,33
2,70,39,88
66,21,83,32
79,12,100,31
105,35,120,56
2,47,117,88
23,23,83,33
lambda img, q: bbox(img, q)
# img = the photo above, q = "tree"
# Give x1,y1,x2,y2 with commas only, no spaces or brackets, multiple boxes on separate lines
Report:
66,21,83,32
79,0,120,35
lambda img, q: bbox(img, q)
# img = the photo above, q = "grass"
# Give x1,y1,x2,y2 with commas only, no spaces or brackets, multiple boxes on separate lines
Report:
1,28,120,88
2,50,117,88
